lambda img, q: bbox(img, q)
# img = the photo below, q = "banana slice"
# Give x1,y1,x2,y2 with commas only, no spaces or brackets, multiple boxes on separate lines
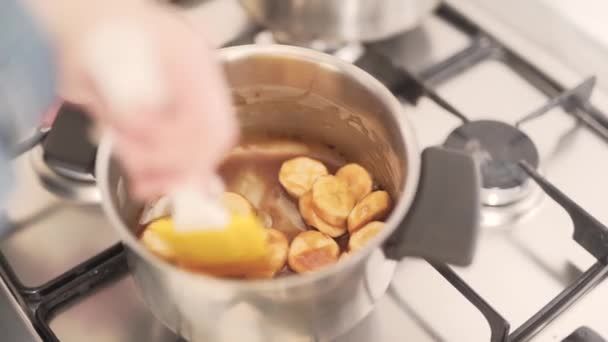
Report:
265,229,289,276
141,228,176,261
348,221,384,252
311,175,356,227
299,192,346,237
336,163,373,202
288,231,339,274
228,140,310,158
249,228,289,279
347,191,391,233
222,192,256,216
279,157,328,198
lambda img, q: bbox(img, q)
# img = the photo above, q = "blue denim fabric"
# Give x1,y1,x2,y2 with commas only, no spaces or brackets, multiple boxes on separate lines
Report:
0,0,56,222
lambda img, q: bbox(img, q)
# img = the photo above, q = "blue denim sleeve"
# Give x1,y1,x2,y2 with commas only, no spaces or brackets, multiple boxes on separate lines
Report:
0,1,56,204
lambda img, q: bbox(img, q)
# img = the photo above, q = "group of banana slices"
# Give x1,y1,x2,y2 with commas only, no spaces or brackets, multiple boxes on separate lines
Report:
279,157,392,274
139,156,392,279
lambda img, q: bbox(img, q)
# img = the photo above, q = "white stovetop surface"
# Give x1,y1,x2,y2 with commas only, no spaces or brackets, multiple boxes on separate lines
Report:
454,0,608,94
3,1,608,341
544,0,608,44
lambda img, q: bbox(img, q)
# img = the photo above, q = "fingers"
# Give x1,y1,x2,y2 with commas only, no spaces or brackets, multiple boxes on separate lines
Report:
114,136,196,200
75,5,238,201
82,18,170,127
126,173,191,201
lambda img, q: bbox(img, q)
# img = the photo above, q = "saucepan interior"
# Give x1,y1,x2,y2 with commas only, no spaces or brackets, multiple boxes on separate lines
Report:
101,45,418,285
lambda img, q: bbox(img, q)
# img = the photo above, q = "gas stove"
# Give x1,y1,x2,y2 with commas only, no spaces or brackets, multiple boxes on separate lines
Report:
2,1,608,341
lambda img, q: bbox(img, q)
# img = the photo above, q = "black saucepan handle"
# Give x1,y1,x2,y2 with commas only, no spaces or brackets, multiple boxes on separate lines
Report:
383,146,480,266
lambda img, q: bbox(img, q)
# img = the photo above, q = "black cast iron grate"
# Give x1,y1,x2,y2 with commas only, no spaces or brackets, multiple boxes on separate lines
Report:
1,4,608,342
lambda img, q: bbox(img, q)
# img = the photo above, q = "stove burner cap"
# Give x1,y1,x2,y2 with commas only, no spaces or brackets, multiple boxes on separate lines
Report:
31,103,100,203
444,120,539,206
31,145,100,203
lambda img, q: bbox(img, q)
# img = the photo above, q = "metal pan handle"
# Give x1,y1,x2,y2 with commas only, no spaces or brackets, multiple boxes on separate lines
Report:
383,146,480,266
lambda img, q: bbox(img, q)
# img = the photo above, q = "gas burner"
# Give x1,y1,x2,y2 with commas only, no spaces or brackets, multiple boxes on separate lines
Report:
445,120,539,205
30,145,99,203
444,120,543,225
31,104,100,203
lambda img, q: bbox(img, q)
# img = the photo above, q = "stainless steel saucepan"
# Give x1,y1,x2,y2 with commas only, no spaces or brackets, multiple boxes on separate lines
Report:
96,44,479,342
238,0,441,46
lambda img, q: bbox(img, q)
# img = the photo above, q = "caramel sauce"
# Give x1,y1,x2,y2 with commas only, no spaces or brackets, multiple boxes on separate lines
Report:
137,136,387,278
219,137,346,242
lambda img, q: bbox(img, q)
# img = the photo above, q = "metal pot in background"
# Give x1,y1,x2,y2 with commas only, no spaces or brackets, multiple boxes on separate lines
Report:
238,0,441,46
96,45,478,342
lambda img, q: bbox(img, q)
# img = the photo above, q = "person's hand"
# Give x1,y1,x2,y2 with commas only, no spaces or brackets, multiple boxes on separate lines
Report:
25,1,238,200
